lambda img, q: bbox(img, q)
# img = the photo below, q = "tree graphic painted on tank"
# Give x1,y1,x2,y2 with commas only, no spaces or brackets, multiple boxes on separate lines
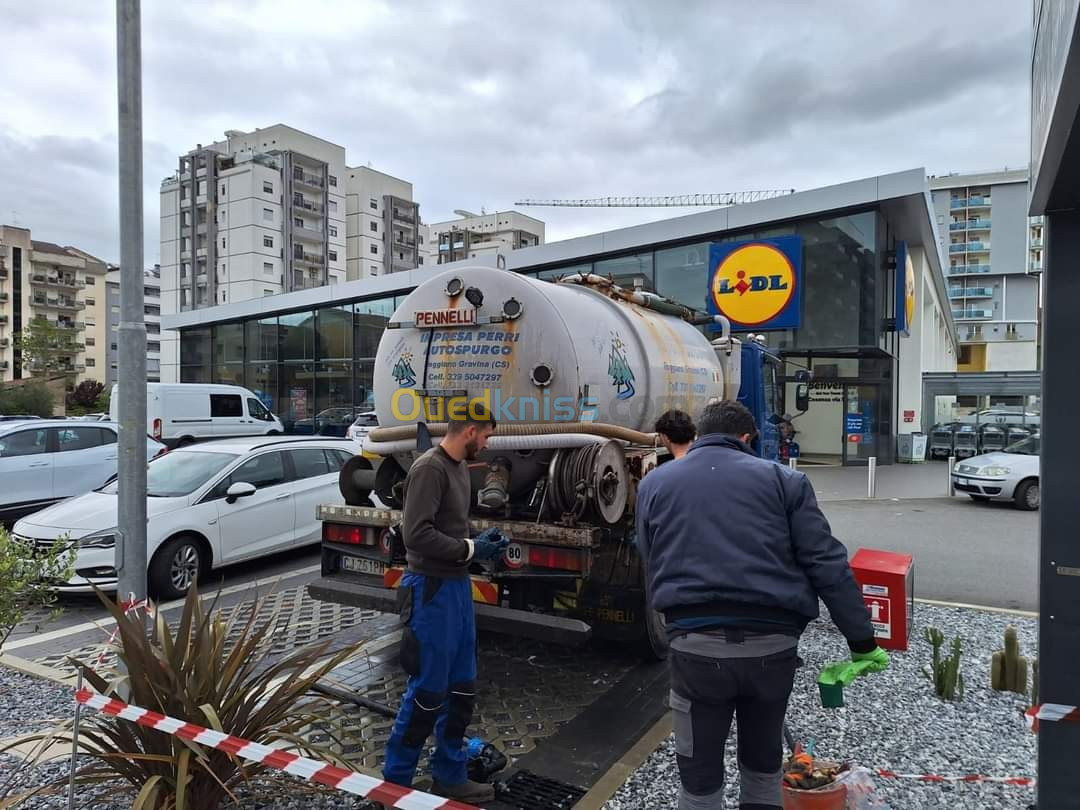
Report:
392,351,417,388
608,332,636,400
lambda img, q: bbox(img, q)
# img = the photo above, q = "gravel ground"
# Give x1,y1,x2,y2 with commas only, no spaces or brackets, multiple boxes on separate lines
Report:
0,754,385,809
605,604,1038,810
0,667,75,740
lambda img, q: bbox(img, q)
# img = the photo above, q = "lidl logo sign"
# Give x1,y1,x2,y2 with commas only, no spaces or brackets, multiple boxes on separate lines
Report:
707,236,803,331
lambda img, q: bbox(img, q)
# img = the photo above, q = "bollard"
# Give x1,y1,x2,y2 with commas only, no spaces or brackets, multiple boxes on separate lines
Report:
867,456,877,498
788,456,798,471
947,455,956,496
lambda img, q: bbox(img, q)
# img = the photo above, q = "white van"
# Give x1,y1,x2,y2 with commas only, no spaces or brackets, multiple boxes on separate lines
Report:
110,383,284,447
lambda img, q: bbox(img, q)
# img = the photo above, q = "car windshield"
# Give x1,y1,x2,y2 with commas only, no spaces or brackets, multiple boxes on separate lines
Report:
104,450,239,497
1003,436,1040,455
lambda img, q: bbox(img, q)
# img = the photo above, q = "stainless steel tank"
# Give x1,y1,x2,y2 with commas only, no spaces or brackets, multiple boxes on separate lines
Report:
373,266,726,433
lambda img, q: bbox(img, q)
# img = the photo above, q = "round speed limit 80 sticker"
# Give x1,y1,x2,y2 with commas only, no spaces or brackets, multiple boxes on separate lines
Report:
503,542,525,569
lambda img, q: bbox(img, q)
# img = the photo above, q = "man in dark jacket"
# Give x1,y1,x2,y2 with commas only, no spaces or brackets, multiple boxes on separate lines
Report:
382,403,509,802
636,400,888,810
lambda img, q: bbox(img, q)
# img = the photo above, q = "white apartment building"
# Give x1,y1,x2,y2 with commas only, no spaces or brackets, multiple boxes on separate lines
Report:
160,124,350,380
105,265,161,385
0,225,108,385
929,170,1040,372
422,210,545,266
345,166,420,281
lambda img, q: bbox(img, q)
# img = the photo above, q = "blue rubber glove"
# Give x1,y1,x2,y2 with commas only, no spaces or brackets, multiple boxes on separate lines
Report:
472,528,509,561
851,646,890,673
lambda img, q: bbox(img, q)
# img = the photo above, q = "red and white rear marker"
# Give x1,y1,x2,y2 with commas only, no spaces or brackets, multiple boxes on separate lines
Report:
1025,702,1080,732
74,689,482,809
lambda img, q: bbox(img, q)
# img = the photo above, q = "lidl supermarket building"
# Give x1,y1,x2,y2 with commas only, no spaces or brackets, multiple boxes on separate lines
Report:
161,168,957,465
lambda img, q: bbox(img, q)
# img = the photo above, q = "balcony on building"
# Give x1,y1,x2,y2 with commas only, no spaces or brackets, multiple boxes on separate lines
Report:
965,240,990,252
966,219,992,231
293,198,325,216
0,315,7,325
0,265,7,279
196,272,209,285
294,224,324,242
950,264,992,275
390,206,417,226
949,221,968,231
1031,236,1044,248
390,255,415,272
0,291,7,303
952,308,994,320
0,338,9,348
0,361,8,370
949,286,994,299
292,169,324,190
293,251,324,269
54,320,86,331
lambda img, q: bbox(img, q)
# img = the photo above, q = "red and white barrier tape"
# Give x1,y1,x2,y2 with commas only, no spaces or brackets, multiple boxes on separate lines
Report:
1025,702,1080,732
876,769,1034,787
74,689,481,810
93,597,152,668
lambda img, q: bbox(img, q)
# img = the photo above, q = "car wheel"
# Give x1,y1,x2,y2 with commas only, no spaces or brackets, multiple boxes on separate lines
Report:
177,436,195,448
149,535,205,600
1014,479,1040,511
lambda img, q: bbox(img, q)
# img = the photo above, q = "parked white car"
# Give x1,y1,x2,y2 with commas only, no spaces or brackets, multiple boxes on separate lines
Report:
0,420,165,525
109,383,284,448
952,434,1041,510
12,437,355,599
346,411,378,442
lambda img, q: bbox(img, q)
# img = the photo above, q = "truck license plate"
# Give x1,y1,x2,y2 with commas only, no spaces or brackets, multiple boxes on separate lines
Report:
341,556,386,576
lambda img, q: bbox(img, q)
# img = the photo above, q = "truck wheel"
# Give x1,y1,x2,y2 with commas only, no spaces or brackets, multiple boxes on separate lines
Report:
149,535,206,600
1014,479,1040,511
640,605,670,661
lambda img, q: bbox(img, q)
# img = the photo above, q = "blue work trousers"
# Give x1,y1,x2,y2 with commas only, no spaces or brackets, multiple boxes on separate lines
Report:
382,573,477,788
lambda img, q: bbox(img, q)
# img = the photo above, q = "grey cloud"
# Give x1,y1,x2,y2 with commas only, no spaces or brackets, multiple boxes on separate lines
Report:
0,1,1031,262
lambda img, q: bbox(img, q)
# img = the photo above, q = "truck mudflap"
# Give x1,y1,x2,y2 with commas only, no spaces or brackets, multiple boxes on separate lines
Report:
307,575,594,647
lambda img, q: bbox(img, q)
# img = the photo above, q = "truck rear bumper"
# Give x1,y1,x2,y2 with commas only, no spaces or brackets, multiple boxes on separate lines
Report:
308,576,593,647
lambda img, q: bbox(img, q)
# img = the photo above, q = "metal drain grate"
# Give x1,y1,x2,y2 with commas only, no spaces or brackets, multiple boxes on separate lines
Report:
32,584,383,678
495,770,586,810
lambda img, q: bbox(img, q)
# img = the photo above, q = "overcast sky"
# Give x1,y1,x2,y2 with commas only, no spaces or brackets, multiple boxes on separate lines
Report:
1,1,1030,265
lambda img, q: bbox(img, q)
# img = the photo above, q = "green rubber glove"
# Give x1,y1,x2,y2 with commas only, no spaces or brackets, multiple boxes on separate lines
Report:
851,646,890,673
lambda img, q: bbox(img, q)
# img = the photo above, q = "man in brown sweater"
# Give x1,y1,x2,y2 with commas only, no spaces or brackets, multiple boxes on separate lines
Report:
382,404,508,802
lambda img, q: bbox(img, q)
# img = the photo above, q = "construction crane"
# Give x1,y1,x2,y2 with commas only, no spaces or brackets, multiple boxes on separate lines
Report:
514,190,796,208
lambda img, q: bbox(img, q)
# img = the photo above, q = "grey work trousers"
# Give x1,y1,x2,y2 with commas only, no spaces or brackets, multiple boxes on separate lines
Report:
669,646,798,809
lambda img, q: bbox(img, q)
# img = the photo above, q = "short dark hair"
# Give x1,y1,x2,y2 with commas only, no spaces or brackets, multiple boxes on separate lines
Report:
698,400,756,439
446,398,497,434
655,409,696,444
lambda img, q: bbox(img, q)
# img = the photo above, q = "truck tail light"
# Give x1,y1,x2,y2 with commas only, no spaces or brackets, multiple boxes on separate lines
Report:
152,418,162,440
527,546,584,572
323,523,375,546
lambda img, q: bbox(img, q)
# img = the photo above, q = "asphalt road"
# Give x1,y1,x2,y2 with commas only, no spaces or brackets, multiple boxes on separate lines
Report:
821,496,1038,612
5,489,1038,654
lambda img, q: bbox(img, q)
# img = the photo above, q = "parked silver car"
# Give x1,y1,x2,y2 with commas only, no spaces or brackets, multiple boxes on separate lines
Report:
952,434,1040,510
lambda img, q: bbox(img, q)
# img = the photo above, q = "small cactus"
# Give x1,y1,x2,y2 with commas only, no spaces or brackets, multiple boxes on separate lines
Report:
991,625,1029,695
923,626,964,701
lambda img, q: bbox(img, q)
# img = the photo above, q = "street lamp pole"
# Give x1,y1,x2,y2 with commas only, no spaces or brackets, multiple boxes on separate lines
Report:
115,0,147,618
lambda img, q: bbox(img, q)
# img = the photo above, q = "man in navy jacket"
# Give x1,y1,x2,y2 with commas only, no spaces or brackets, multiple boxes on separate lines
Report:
636,400,888,810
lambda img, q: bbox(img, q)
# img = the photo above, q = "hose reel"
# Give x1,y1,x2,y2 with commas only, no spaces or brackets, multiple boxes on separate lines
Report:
546,439,629,524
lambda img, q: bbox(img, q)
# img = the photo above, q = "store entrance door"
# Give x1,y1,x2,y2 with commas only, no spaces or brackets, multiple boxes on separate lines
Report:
842,383,881,465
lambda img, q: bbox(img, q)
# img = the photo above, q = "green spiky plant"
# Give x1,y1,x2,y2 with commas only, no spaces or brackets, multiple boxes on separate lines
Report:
991,625,1029,695
1,584,367,809
923,626,964,701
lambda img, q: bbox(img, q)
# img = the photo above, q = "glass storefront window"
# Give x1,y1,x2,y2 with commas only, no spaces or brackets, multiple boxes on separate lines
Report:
280,311,315,361
246,361,278,415
594,253,654,291
245,317,279,363
655,244,710,313
180,327,211,382
315,360,353,435
355,360,375,411
355,298,395,360
317,305,352,360
213,322,244,365
281,361,316,434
